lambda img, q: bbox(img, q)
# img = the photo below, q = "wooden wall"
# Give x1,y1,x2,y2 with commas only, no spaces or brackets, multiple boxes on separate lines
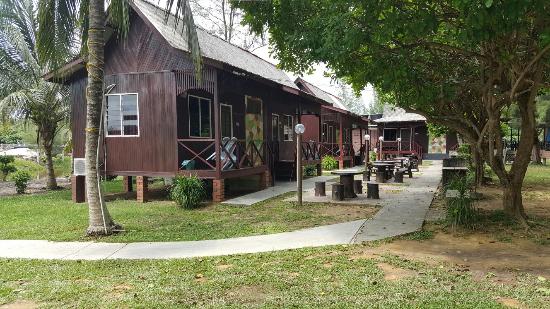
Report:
104,13,195,75
70,74,87,159
103,72,177,176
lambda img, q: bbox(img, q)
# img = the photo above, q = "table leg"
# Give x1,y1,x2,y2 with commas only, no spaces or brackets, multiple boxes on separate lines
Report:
340,175,357,198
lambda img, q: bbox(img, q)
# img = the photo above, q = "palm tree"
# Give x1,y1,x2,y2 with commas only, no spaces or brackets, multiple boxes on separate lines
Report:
35,0,201,236
0,0,70,190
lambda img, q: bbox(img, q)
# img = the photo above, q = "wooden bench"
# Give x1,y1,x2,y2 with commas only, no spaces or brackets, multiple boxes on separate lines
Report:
315,181,326,196
367,182,379,199
353,180,363,194
332,183,344,201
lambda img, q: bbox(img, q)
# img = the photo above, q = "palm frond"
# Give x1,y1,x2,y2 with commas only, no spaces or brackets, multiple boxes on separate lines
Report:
163,0,202,79
36,0,78,69
108,0,130,39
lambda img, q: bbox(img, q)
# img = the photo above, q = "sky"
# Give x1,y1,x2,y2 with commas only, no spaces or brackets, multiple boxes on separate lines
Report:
252,45,376,109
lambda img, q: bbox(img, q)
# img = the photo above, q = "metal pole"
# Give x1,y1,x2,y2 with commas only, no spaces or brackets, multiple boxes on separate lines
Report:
297,132,303,206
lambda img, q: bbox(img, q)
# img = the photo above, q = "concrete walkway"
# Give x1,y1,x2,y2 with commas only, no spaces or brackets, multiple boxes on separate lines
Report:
222,175,335,205
0,162,441,260
352,160,442,242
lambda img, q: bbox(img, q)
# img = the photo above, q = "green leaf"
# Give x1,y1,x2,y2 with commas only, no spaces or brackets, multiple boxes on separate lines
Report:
484,0,493,8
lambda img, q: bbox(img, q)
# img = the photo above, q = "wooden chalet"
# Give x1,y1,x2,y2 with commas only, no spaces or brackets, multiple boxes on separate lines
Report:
47,0,329,203
369,108,428,160
295,78,371,169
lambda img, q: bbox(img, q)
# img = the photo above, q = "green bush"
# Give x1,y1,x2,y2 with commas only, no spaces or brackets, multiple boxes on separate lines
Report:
369,151,377,162
0,127,22,144
170,175,206,209
321,155,338,171
303,164,317,177
457,144,471,160
445,175,478,229
0,155,17,181
12,170,31,194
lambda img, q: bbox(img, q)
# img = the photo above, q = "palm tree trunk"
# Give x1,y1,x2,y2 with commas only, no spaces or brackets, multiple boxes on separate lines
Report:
85,0,118,236
41,136,57,190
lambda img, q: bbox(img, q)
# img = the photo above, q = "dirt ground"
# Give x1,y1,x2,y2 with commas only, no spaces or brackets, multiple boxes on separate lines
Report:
0,178,70,197
353,183,550,287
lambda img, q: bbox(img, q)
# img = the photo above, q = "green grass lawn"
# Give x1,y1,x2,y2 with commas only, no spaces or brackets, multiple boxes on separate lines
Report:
0,245,547,308
9,156,72,180
523,164,550,187
0,179,376,242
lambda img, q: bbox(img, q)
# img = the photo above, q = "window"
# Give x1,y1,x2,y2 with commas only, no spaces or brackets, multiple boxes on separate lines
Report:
272,114,280,141
283,115,293,141
106,93,139,136
383,128,397,141
344,128,351,143
322,123,328,142
220,104,233,138
188,95,211,137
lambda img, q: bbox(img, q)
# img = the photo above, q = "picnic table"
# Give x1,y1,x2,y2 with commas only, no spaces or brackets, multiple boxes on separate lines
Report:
331,169,364,198
373,162,395,181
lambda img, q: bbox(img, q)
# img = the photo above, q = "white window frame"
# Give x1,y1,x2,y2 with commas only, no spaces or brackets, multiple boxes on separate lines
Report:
188,94,212,138
272,113,280,141
283,114,294,141
105,93,140,137
220,103,233,138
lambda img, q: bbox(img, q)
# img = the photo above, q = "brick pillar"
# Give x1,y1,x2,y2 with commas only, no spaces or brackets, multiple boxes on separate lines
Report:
259,170,272,189
71,175,86,203
122,176,133,192
316,164,322,176
213,179,225,202
136,176,148,203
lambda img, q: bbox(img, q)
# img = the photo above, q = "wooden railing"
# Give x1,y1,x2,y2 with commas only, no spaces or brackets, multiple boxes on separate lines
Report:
318,142,354,158
177,138,267,171
301,141,321,161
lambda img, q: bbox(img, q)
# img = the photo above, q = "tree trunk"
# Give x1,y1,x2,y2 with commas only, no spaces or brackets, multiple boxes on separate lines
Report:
471,147,484,188
85,0,118,236
533,130,542,164
42,139,57,190
499,93,538,221
502,181,527,219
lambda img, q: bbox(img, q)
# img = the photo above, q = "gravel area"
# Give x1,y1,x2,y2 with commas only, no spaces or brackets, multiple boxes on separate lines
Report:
0,178,70,196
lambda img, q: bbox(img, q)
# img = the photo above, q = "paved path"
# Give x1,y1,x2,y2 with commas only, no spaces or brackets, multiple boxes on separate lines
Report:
222,175,335,205
0,163,441,260
352,161,442,242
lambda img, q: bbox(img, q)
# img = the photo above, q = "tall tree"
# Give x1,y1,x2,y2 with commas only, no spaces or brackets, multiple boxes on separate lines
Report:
36,0,202,236
337,81,365,115
190,0,266,50
0,0,69,190
236,0,549,221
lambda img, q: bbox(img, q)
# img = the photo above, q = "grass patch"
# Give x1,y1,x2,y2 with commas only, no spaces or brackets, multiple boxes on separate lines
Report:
0,179,376,242
400,230,435,241
7,156,72,180
0,246,547,308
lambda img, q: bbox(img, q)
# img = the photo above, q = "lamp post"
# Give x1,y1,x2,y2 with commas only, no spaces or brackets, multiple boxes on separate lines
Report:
364,134,371,181
295,123,306,206
397,137,402,155
378,136,384,160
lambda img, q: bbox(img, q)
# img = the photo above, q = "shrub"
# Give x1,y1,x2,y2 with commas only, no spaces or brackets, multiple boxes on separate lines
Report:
457,144,471,160
170,175,206,209
321,155,338,171
369,151,377,162
0,127,22,144
12,170,31,194
445,175,478,230
303,164,317,177
0,155,17,181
